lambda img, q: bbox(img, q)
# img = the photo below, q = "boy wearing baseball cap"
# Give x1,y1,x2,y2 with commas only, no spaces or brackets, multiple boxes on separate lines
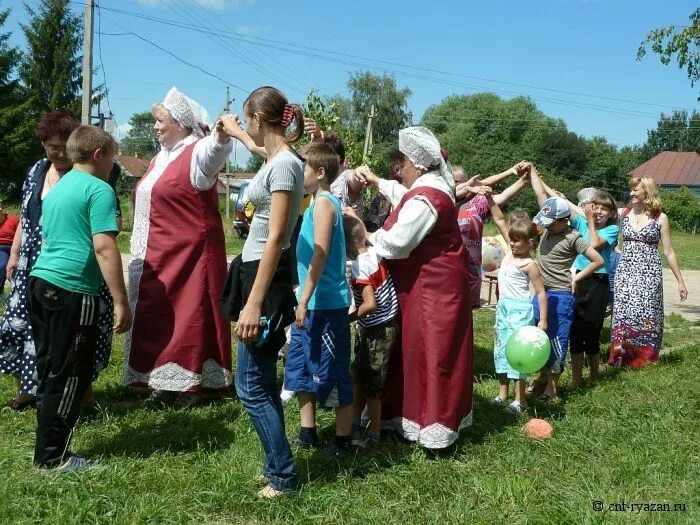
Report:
527,167,603,401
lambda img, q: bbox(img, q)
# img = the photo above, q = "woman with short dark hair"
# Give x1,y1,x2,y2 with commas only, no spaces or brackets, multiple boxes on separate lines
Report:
0,112,118,411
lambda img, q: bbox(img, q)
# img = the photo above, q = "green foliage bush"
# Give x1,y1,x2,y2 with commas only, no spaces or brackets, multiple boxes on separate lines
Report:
661,186,700,233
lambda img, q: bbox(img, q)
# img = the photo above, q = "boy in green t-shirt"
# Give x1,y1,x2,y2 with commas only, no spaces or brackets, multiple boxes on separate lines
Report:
29,125,131,472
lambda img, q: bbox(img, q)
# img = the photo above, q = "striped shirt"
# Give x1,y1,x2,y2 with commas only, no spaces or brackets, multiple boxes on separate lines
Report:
242,150,305,262
351,247,399,328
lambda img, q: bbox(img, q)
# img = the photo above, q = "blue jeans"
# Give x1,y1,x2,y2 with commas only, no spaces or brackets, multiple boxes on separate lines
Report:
0,245,10,293
235,341,298,491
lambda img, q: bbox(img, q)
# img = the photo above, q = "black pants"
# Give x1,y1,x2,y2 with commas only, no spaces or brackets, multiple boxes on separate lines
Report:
569,273,609,356
28,277,98,468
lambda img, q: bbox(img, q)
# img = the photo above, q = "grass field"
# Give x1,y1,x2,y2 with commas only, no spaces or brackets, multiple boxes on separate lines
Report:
0,308,698,524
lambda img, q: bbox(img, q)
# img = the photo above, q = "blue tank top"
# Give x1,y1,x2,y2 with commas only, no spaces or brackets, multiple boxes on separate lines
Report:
296,192,351,310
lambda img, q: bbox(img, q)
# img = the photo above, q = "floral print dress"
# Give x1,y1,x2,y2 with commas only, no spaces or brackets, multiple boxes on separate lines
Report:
609,212,663,368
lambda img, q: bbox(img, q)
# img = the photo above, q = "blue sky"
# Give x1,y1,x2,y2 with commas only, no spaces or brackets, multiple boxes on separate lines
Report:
3,0,699,165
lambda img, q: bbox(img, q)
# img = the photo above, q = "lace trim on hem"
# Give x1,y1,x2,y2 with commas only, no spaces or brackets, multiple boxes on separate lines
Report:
382,411,473,449
124,359,232,391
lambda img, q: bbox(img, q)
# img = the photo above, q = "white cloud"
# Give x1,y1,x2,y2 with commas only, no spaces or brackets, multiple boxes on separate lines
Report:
138,0,255,10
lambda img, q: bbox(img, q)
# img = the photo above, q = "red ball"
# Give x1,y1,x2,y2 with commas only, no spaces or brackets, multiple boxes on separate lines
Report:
523,418,553,439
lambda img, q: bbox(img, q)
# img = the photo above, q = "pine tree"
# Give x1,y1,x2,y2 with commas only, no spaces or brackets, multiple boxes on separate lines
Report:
19,0,82,117
0,6,35,198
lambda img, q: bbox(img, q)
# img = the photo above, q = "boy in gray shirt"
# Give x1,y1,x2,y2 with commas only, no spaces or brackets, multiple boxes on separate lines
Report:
528,192,603,401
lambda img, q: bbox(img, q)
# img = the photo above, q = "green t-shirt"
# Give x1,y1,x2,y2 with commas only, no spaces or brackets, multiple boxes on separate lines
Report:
31,168,118,295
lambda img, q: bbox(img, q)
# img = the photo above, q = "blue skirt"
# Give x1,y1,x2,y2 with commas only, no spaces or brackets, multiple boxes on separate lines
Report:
494,296,534,380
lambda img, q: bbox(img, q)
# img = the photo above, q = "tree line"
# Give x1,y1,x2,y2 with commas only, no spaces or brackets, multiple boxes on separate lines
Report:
2,2,699,230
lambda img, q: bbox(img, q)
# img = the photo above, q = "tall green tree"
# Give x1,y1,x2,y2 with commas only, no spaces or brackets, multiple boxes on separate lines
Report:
0,5,34,198
641,110,700,160
328,72,411,175
19,0,82,116
120,111,159,159
638,8,700,98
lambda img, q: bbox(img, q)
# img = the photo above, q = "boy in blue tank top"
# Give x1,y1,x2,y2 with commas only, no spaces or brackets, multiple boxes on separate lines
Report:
286,142,353,458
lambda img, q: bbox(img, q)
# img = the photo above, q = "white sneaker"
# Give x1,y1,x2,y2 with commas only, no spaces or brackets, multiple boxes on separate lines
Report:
280,389,295,405
508,401,527,413
490,395,505,406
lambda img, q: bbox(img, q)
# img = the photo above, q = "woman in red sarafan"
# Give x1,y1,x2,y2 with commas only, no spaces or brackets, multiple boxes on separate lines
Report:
353,126,473,449
124,87,233,407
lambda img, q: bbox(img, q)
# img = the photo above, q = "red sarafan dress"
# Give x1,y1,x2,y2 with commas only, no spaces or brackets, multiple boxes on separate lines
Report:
381,185,473,449
124,141,232,391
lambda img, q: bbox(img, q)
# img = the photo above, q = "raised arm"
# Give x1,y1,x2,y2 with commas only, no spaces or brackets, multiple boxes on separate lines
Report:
236,190,292,345
479,161,527,187
356,166,408,207
220,113,267,158
190,120,233,191
486,194,510,242
659,213,688,302
493,173,529,207
528,165,549,208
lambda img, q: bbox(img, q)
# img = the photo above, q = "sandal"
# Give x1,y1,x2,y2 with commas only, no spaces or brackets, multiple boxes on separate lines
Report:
6,396,36,411
525,380,546,396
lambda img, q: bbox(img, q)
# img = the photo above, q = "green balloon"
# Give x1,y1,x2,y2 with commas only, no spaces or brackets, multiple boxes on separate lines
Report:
505,326,551,374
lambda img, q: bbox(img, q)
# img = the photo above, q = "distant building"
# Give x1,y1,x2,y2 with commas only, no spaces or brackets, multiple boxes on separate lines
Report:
630,151,700,198
216,172,255,195
115,153,150,181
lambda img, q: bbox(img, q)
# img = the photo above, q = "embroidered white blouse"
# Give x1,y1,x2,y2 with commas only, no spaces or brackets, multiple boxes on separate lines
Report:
369,171,454,260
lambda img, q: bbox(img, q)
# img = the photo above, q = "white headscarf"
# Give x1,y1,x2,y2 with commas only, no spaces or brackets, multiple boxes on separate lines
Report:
398,126,454,190
162,87,210,138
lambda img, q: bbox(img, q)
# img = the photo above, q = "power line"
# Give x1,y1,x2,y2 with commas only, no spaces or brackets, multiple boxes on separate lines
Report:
161,0,301,96
98,30,245,91
83,2,696,116
184,0,313,97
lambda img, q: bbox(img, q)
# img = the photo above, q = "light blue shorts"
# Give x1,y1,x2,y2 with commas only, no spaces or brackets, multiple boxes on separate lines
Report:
494,296,533,380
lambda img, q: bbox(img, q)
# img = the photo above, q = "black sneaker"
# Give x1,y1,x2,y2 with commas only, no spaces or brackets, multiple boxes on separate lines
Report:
290,437,318,450
318,444,356,461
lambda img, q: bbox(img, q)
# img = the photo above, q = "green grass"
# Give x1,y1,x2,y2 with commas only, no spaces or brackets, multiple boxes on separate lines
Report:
0,308,698,524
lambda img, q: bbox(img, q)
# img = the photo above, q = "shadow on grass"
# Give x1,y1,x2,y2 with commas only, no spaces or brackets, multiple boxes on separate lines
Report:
83,407,238,459
295,433,417,487
78,383,240,459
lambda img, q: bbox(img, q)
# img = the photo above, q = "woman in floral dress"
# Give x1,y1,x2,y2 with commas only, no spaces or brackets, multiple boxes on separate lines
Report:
0,112,117,410
610,177,688,368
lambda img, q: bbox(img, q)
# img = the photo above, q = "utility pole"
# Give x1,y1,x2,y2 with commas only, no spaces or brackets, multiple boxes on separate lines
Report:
362,104,377,163
81,0,94,125
407,111,413,126
223,87,233,219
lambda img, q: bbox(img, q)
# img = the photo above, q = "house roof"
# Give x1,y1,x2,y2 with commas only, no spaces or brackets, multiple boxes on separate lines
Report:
115,154,151,178
629,151,700,187
216,173,256,193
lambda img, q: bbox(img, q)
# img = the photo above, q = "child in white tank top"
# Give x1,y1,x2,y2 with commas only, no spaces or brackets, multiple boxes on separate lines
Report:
489,200,548,412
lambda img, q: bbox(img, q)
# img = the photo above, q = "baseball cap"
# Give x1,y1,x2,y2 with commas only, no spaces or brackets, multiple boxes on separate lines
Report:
533,197,571,228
